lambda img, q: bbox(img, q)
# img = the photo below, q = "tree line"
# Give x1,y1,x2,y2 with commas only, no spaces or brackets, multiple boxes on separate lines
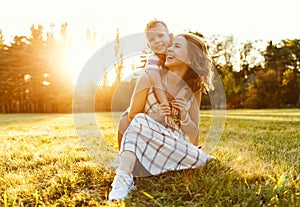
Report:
207,34,300,108
0,23,299,113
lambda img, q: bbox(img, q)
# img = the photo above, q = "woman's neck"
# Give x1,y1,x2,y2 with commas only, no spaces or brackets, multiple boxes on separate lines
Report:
164,68,187,89
168,65,189,80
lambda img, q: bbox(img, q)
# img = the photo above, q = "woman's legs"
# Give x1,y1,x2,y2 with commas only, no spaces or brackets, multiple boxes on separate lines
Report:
118,111,131,150
108,151,137,201
108,114,131,169
118,151,136,174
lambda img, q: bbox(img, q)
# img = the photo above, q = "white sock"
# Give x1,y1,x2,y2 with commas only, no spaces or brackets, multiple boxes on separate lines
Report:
117,151,136,176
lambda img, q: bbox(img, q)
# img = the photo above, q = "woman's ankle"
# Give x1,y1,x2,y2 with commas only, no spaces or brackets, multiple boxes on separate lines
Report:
116,169,132,176
118,151,136,175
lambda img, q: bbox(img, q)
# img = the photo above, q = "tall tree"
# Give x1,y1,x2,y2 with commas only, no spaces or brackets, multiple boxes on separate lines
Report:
244,70,280,108
281,69,299,106
28,24,48,112
2,35,31,112
263,39,300,107
0,29,9,112
208,34,239,73
264,40,291,80
0,30,5,49
113,28,124,87
207,34,242,107
45,23,73,112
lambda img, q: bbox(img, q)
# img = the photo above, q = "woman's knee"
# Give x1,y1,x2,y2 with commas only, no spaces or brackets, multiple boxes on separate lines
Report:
118,114,130,133
132,113,147,123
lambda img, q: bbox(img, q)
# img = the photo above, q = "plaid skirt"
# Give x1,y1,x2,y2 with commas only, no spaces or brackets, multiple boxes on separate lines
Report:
120,113,212,176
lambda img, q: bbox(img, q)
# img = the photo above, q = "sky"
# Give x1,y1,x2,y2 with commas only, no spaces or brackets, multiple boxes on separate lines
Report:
1,0,299,82
1,0,299,43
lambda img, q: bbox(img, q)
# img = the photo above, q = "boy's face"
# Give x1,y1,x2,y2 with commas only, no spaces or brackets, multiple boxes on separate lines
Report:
146,23,171,55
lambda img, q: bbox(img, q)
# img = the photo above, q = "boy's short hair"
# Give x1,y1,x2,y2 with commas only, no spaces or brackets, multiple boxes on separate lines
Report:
145,19,169,33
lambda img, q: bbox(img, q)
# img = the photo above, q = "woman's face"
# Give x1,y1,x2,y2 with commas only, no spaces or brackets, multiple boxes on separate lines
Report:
165,36,189,69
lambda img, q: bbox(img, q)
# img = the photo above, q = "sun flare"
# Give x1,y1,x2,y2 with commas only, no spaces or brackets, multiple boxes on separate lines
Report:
65,43,96,84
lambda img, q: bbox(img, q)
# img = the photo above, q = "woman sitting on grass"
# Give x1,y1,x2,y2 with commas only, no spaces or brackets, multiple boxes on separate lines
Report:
108,33,215,201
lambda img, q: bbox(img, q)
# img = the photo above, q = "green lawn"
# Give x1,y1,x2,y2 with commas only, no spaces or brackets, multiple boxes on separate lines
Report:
0,109,299,206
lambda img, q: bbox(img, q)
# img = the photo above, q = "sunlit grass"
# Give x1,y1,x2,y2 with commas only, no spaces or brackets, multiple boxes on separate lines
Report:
0,109,299,206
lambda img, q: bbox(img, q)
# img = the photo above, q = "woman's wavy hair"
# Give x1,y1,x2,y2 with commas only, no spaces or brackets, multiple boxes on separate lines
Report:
179,33,214,93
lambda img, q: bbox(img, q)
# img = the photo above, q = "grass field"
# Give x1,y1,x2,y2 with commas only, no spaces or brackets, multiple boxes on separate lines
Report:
0,109,299,206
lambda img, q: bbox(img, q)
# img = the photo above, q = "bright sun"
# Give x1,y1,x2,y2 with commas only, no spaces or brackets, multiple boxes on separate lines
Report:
65,43,95,84
65,39,146,86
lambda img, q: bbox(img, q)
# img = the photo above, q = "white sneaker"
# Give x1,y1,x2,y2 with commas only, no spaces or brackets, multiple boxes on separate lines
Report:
108,173,135,201
108,155,120,169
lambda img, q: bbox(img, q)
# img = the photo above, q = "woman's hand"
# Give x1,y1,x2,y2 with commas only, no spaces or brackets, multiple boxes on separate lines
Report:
159,103,172,116
165,116,176,129
159,103,176,129
171,97,189,120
